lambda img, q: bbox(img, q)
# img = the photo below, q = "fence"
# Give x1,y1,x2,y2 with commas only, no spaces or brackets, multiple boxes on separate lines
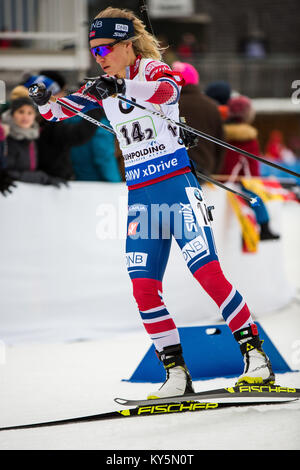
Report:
0,0,90,72
191,54,300,98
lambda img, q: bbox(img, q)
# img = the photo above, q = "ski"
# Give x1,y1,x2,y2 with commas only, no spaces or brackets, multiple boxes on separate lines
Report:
0,385,298,432
114,384,300,407
0,396,297,432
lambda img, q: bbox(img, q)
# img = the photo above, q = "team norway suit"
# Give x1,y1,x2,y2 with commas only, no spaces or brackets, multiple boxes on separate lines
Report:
38,56,253,352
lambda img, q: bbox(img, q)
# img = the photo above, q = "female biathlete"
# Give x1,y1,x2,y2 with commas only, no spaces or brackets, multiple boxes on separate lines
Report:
29,7,274,398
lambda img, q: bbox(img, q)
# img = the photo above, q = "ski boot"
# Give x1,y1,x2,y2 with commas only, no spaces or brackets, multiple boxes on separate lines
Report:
147,344,194,399
259,222,280,241
234,324,275,385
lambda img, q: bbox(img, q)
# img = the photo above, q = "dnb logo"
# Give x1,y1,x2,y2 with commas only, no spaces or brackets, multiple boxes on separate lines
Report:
126,252,148,268
119,96,136,114
90,19,102,29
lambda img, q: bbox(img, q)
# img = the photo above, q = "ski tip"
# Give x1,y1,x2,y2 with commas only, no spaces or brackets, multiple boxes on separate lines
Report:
114,398,128,405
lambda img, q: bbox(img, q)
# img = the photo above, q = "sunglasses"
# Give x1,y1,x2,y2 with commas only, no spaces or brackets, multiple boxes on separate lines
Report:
90,39,122,58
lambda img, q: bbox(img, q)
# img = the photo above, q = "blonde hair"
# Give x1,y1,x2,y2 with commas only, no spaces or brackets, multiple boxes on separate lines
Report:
95,7,163,60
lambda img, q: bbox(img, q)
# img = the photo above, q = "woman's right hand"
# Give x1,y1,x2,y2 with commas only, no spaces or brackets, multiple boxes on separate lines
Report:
28,83,52,106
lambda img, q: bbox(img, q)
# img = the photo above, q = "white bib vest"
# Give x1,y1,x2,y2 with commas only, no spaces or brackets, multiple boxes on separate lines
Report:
102,58,190,187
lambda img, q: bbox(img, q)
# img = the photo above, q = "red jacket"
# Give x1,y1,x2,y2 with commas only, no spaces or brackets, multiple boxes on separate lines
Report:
220,123,260,176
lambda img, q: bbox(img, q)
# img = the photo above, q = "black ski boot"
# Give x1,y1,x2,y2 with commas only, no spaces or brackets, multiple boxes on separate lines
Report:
259,222,280,241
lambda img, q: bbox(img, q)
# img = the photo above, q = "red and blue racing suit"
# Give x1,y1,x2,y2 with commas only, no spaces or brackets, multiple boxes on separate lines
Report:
38,55,253,352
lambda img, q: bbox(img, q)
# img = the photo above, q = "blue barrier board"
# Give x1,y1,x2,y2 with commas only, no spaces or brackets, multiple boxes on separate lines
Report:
126,322,293,383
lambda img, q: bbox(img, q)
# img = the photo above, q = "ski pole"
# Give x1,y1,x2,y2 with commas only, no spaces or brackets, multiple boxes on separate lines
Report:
54,98,258,205
139,0,155,36
116,95,300,179
55,98,115,134
194,170,258,205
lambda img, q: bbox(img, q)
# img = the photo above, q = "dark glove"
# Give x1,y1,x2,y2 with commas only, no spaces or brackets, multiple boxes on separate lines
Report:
0,170,17,196
179,117,199,150
10,170,68,188
46,175,69,188
28,82,52,106
32,171,69,188
83,76,126,101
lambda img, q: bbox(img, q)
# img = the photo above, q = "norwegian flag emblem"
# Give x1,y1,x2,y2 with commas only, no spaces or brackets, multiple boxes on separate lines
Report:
128,222,139,236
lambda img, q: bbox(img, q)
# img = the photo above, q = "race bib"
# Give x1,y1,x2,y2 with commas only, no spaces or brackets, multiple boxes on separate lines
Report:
116,115,157,149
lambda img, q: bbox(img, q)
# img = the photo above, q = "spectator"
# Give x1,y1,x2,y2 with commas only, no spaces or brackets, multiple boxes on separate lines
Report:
1,97,66,187
265,130,296,164
0,27,12,48
38,107,103,181
0,121,16,196
172,61,225,176
10,85,29,101
0,85,30,116
205,80,232,121
22,71,100,180
0,121,9,167
238,30,269,59
22,70,66,98
0,168,16,196
176,33,202,60
39,70,67,98
68,108,122,182
220,95,279,241
220,95,259,176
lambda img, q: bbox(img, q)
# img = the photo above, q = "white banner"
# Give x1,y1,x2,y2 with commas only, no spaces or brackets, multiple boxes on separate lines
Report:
0,182,297,344
149,0,194,18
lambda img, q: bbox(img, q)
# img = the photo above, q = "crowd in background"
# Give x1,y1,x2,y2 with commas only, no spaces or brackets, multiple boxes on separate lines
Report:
0,69,123,195
0,38,298,245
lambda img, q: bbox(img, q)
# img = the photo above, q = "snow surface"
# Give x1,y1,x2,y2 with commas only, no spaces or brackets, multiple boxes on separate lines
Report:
0,185,299,450
0,301,299,450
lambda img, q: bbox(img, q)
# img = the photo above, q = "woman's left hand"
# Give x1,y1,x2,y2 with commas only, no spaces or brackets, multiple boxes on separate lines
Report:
83,76,126,100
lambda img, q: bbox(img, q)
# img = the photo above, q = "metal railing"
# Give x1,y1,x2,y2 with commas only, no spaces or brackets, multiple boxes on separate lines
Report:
190,53,300,98
0,0,90,72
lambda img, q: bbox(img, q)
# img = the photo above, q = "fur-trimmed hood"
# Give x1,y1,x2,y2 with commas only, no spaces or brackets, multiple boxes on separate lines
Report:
224,123,258,142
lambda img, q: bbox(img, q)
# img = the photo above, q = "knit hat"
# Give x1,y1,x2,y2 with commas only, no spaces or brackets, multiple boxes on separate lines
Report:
10,85,29,101
205,81,231,105
10,97,36,114
172,61,199,85
22,73,62,95
39,70,66,91
228,95,254,122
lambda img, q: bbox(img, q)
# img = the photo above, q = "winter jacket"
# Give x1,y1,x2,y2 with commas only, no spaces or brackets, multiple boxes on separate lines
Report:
178,84,225,175
1,109,45,184
0,123,6,169
37,108,101,180
68,115,121,182
0,122,16,195
1,110,67,186
221,122,260,176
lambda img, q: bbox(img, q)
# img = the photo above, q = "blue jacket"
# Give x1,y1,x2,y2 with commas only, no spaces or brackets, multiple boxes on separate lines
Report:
69,115,122,182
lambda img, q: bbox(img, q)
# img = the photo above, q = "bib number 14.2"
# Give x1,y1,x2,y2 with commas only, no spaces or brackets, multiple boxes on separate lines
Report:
117,116,157,148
